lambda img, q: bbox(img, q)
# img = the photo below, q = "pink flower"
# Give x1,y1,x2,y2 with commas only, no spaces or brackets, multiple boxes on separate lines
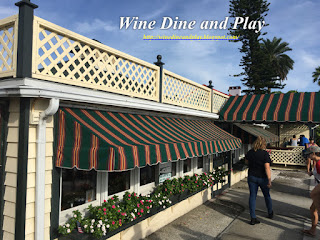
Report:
146,206,149,209
188,179,190,181
112,205,115,209
118,209,120,213
137,204,140,208
119,219,122,222
203,183,205,186
165,188,167,191
111,197,114,200
104,212,106,215
140,200,143,204
128,194,131,197
181,184,183,186
112,221,115,225
197,185,199,187
134,193,136,197
195,181,197,183
99,208,101,211
138,212,140,215
141,209,144,213
121,212,126,216
104,200,107,203
128,198,131,200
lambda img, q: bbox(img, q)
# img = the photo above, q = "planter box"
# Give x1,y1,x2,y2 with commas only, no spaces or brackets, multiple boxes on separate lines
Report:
59,186,227,240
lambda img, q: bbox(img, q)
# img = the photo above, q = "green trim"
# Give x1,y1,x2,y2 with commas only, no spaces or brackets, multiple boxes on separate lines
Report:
15,98,30,240
0,101,9,240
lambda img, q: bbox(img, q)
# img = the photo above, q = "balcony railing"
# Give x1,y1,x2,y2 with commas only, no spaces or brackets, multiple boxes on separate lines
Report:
0,15,229,113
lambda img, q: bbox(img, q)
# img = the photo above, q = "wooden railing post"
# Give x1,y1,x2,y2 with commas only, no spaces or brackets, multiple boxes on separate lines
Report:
154,55,165,103
15,0,38,78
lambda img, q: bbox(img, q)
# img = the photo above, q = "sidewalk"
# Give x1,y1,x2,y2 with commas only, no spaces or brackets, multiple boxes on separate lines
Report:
145,169,313,240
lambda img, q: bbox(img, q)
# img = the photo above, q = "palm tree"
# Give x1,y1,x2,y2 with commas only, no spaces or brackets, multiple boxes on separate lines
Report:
261,37,294,92
313,66,320,85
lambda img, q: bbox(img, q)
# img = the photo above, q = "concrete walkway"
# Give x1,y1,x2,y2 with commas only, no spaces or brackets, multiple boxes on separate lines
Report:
145,168,315,240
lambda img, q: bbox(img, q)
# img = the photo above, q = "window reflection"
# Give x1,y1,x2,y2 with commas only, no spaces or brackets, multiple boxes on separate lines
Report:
108,171,130,195
183,158,191,173
140,165,156,186
61,169,97,211
197,156,203,169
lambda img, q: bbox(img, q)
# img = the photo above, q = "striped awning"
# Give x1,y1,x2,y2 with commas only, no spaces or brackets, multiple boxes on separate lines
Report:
219,92,320,123
234,123,279,143
55,107,241,171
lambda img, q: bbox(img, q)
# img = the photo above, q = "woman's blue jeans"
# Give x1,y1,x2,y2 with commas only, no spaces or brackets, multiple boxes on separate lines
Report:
248,175,273,219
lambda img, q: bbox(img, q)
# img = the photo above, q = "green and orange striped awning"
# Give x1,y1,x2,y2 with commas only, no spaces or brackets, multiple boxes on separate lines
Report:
219,92,320,123
55,107,241,171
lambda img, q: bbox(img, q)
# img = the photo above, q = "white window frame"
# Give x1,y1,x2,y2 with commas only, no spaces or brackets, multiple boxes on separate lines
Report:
59,170,102,225
194,156,205,174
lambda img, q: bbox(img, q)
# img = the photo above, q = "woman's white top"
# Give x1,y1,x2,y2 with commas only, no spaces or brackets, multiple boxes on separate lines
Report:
291,139,298,146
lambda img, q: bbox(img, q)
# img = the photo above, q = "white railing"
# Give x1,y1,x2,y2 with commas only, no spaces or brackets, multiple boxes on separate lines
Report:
0,15,18,78
212,89,229,113
0,14,232,114
268,148,306,166
32,17,160,101
162,70,212,112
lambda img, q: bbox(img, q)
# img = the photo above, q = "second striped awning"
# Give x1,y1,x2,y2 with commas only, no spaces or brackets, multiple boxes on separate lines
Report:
55,107,241,171
219,92,320,123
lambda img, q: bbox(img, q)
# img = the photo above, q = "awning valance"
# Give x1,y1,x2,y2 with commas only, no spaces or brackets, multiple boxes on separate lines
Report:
219,92,320,123
55,108,241,171
234,123,279,143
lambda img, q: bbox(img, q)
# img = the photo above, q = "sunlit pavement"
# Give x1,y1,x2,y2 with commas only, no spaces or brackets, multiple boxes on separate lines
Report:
145,167,314,240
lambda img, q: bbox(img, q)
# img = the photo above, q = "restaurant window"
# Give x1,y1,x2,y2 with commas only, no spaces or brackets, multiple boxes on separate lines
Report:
108,171,131,195
183,158,192,173
140,165,156,186
61,169,97,211
197,156,204,169
171,161,177,177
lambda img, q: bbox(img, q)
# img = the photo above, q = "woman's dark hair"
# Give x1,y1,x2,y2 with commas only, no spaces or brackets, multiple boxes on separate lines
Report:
293,135,296,138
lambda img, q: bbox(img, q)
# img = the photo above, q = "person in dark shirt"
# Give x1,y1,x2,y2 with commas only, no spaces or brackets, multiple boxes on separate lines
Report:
245,136,273,225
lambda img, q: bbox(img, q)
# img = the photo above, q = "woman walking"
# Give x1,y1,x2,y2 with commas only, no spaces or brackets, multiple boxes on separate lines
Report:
245,136,273,225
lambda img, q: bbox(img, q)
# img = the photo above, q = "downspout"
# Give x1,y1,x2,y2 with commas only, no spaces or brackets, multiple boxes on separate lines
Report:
36,98,59,240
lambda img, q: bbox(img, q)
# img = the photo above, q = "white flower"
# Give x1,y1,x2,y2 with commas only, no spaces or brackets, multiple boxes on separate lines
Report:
84,225,87,228
67,229,70,233
74,214,77,218
90,225,93,229
150,205,152,208
66,224,70,228
106,224,110,228
102,225,106,232
147,211,150,213
159,201,162,205
163,206,166,209
134,209,137,212
63,226,65,228
147,194,150,198
99,220,103,225
169,201,172,204
131,213,135,218
91,219,95,223
97,224,101,228
131,219,134,221
91,229,94,233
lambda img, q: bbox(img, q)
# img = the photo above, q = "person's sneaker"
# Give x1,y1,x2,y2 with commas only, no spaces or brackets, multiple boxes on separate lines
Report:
267,211,274,219
250,218,260,225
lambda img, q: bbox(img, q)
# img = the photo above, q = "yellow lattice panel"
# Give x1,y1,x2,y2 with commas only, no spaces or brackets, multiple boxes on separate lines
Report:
162,70,211,112
32,17,160,101
212,89,229,113
0,15,18,78
269,149,306,166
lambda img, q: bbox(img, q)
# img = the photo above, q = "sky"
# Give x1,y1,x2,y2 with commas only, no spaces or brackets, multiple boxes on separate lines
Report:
1,0,320,94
